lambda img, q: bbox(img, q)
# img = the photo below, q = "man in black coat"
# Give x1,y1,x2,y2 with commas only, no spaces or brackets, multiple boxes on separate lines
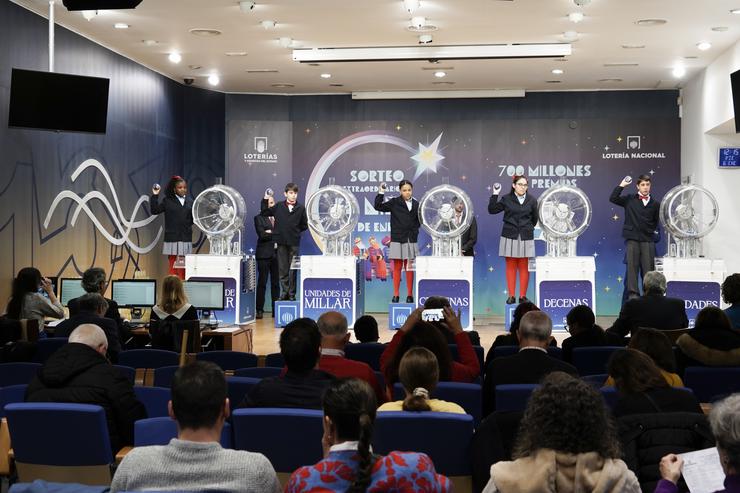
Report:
25,324,147,453
609,174,660,299
55,293,123,363
254,195,280,318
608,271,688,338
483,311,578,417
261,183,308,301
67,267,125,340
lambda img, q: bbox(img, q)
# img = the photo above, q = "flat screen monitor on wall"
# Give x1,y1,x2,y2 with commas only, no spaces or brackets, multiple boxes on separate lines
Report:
732,69,740,133
8,68,109,134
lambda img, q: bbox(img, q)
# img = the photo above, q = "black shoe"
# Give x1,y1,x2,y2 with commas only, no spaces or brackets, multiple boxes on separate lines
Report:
519,296,530,304
256,310,263,319
391,296,400,303
506,296,516,304
406,296,414,303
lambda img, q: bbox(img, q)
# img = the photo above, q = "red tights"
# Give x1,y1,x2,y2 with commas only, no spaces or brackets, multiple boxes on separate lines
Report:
505,257,529,298
392,259,414,297
168,255,185,279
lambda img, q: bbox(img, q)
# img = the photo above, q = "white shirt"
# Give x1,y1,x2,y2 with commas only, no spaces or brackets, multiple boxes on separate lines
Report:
405,199,413,211
641,195,650,206
516,194,526,205
177,195,186,206
320,348,345,357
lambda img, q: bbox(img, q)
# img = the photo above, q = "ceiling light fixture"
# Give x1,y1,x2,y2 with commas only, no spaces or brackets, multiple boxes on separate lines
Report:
208,74,220,86
189,28,222,37
81,10,97,20
352,89,525,100
712,26,729,32
635,19,667,26
696,41,712,51
293,43,571,63
551,68,564,75
168,52,182,63
568,12,584,23
114,23,129,29
419,34,433,44
239,1,255,12
434,71,446,78
672,65,686,78
411,16,426,29
621,44,645,49
403,0,420,13
561,31,580,42
142,39,158,46
731,9,740,14
598,78,624,82
271,83,295,88
188,64,202,70
320,73,331,79
261,20,276,29
225,51,248,56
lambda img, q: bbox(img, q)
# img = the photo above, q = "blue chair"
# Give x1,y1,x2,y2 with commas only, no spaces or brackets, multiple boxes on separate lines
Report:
373,411,474,480
112,365,136,384
133,386,171,418
581,374,609,389
231,408,323,473
134,417,232,448
391,382,482,425
264,353,284,368
492,345,562,360
5,403,114,484
683,367,740,402
196,351,259,371
0,363,41,387
226,376,260,406
345,343,385,371
448,344,485,375
233,367,282,379
152,365,180,388
32,338,68,364
118,349,179,369
495,384,539,412
0,384,27,419
571,346,623,376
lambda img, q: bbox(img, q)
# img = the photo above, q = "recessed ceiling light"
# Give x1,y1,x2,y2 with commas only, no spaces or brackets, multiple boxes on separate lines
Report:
635,19,667,26
672,65,686,78
168,52,182,63
225,51,248,56
551,68,564,75
696,41,712,51
189,28,222,37
434,71,447,78
142,39,158,46
188,64,202,70
731,9,740,14
598,78,623,82
208,74,220,86
261,20,276,29
621,44,646,49
246,68,278,73
114,23,129,29
320,73,331,79
561,31,580,42
407,17,438,32
271,83,295,88
568,12,584,23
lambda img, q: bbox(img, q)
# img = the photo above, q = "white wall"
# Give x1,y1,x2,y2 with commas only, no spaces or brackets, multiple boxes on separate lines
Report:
680,40,740,276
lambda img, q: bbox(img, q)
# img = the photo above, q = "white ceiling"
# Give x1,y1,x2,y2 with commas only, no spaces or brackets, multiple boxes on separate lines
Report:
11,0,740,94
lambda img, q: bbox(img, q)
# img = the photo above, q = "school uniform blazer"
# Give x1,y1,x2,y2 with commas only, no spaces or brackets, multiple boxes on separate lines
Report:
488,193,539,241
149,194,193,243
260,199,308,247
373,194,421,243
609,186,660,242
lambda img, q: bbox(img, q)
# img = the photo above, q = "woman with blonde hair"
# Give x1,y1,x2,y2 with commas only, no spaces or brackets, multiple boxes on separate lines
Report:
150,275,197,323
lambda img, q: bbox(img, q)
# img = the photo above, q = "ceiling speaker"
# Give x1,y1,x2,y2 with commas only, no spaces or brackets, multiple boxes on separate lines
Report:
62,0,143,10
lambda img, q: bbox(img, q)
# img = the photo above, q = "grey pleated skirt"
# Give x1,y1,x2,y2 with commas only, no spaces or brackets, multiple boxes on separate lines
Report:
389,242,419,260
162,241,193,256
498,236,534,258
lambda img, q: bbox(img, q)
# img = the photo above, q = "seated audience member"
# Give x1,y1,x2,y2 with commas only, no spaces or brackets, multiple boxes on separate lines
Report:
378,347,465,414
68,267,124,334
241,318,334,409
655,393,740,493
607,349,702,417
423,295,480,345
4,267,64,330
112,361,280,493
604,328,683,387
722,273,740,330
55,293,122,363
381,307,479,388
482,372,640,493
561,305,607,363
675,305,740,372
150,275,198,322
286,378,451,493
25,324,146,453
353,314,380,343
485,302,540,366
483,311,577,416
607,271,688,338
317,311,385,403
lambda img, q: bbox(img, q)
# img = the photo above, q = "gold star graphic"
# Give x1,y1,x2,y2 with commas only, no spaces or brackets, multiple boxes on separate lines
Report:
461,175,467,181
604,286,611,293
305,128,311,134
616,136,623,142
488,266,494,272
612,214,619,221
395,124,402,131
617,276,623,283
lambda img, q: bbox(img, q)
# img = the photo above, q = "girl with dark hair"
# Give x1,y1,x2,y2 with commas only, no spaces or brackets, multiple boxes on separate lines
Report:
378,347,465,413
482,372,640,493
374,179,421,303
286,378,451,493
603,328,683,387
607,349,702,417
4,267,64,329
150,176,193,279
488,175,538,304
674,305,740,372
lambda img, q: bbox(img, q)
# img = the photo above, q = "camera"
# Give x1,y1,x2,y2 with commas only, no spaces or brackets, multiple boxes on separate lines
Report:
184,77,195,86
239,1,255,12
421,308,444,322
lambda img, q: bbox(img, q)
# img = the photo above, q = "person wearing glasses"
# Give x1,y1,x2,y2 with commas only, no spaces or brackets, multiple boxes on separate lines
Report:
488,175,539,304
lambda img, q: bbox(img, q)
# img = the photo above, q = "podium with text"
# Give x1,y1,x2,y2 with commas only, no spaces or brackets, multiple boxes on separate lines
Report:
299,255,365,327
535,257,596,332
185,254,257,325
659,257,726,328
415,256,474,331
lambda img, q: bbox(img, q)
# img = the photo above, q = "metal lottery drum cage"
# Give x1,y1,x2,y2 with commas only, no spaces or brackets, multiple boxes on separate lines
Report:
306,185,360,256
192,184,247,255
660,184,719,258
418,184,474,256
538,182,592,257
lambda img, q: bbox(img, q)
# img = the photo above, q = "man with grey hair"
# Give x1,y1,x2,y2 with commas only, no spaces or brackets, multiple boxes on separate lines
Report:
56,292,123,362
483,311,577,416
26,324,146,452
317,311,385,403
68,267,126,339
656,393,740,493
608,271,688,338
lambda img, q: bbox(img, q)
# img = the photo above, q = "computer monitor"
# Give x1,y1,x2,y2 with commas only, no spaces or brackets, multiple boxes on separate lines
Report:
183,280,225,311
111,279,157,308
59,278,86,306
